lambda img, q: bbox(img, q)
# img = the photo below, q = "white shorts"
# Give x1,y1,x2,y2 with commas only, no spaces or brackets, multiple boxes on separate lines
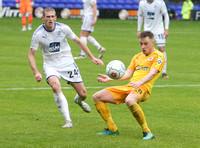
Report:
43,63,83,84
81,15,97,32
154,33,166,47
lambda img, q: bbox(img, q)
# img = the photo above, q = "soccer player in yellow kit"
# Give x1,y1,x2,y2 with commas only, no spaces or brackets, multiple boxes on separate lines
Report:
93,31,165,140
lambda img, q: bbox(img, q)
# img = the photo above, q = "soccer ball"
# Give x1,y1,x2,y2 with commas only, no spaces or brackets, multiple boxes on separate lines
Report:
106,60,126,79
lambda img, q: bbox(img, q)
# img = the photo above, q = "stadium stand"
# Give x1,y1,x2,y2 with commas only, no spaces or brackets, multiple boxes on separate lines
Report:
2,0,200,19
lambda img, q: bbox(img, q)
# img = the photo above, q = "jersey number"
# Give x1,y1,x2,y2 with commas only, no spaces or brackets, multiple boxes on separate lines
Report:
158,34,165,39
68,69,78,78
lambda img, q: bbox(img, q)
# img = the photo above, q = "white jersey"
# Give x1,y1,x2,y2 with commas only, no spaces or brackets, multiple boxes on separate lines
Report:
83,0,96,16
30,22,76,71
138,0,168,34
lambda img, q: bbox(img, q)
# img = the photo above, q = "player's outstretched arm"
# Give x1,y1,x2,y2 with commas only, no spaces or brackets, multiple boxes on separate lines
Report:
73,36,104,66
28,49,42,82
98,69,133,83
97,74,113,83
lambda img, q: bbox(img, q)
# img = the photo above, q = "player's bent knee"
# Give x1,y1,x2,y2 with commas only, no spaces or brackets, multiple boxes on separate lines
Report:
93,92,101,102
51,83,61,93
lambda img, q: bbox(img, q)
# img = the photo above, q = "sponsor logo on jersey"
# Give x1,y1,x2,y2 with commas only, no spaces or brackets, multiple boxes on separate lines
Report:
135,66,148,71
147,12,154,20
148,57,153,61
49,42,60,52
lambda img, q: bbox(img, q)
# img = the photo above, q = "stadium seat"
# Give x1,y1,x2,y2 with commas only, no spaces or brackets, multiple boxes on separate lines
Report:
115,4,124,9
57,3,67,8
34,0,43,3
109,0,117,4
167,4,176,10
193,5,200,10
49,3,57,8
74,4,83,9
176,5,182,11
5,2,15,7
40,3,49,8
117,0,125,4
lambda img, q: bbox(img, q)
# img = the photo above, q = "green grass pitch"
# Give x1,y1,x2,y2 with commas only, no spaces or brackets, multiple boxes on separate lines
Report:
0,17,200,147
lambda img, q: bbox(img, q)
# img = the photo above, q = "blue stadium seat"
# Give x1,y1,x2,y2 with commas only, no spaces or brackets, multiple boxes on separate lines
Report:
65,4,75,9
49,3,57,8
107,4,116,9
176,5,182,11
6,2,15,7
57,3,67,8
74,4,83,9
193,5,200,10
40,3,49,8
109,0,117,4
116,0,125,4
34,0,43,3
167,4,176,10
115,4,124,9
98,4,107,9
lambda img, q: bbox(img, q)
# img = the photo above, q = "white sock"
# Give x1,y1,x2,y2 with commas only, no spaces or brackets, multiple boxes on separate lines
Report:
80,37,87,56
162,51,167,74
87,35,101,50
54,92,71,122
74,94,84,104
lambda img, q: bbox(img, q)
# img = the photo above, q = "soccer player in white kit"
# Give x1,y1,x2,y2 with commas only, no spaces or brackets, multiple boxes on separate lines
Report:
137,0,170,78
28,7,104,128
74,0,106,59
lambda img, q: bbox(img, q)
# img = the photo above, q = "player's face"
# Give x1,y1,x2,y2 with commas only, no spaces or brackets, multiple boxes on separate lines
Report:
139,37,155,56
42,10,57,31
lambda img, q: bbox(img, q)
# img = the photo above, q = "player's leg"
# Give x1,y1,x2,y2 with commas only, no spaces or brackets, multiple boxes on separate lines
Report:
93,89,119,135
158,46,168,78
48,76,72,128
126,87,154,140
21,13,27,31
154,33,168,78
87,36,106,59
27,10,33,30
74,30,90,59
74,16,93,59
19,5,27,31
71,82,91,113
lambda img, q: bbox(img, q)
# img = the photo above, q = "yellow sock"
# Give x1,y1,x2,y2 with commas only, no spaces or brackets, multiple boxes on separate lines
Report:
94,101,118,132
129,103,151,133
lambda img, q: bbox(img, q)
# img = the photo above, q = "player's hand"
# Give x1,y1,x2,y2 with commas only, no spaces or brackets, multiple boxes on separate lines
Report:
92,58,104,66
129,81,142,89
35,72,42,82
91,20,95,26
137,31,141,38
16,3,20,8
164,29,168,38
97,74,112,83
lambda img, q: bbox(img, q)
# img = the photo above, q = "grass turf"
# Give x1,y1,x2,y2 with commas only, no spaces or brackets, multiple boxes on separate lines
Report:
0,17,200,147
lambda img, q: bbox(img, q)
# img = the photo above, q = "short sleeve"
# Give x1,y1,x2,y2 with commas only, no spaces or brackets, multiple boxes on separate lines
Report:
128,55,137,71
151,53,165,73
30,33,39,50
64,25,76,40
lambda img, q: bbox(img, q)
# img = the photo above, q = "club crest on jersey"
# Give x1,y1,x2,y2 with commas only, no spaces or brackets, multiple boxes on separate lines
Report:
148,57,153,61
49,42,60,52
57,31,61,36
157,58,163,64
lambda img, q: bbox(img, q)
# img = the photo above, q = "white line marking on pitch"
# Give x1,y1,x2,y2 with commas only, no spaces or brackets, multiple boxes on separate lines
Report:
0,84,200,91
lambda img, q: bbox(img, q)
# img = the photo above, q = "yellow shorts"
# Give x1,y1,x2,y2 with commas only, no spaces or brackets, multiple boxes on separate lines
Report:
105,84,150,105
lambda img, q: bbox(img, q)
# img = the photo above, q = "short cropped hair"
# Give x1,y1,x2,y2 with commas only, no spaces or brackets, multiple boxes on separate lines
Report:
139,31,154,39
43,7,56,17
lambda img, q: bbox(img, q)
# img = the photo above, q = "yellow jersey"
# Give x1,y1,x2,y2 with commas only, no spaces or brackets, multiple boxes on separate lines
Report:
128,50,165,94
